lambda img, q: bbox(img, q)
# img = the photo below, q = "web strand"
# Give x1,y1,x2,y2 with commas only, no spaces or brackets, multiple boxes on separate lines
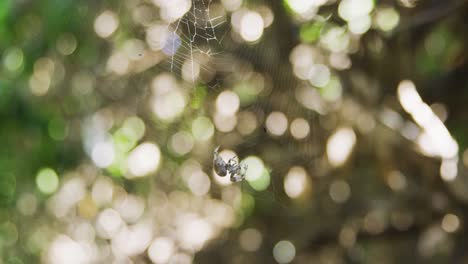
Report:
168,0,226,85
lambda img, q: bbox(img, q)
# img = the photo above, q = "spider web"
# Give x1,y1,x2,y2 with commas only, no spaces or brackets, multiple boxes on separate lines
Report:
158,0,320,208
166,0,227,85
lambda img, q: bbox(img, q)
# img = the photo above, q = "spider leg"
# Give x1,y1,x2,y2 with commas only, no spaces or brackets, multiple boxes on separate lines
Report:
227,156,238,164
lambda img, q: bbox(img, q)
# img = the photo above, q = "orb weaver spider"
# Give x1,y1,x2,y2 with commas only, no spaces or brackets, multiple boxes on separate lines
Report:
213,146,248,182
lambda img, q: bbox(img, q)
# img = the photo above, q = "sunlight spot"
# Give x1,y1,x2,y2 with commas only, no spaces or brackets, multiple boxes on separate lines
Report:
287,0,321,14
94,11,119,38
216,91,240,115
321,27,350,53
92,177,113,207
17,193,37,216
386,170,407,191
114,195,145,223
240,11,264,42
96,208,123,239
158,0,192,21
284,166,308,198
414,102,456,156
397,80,459,179
399,0,417,8
273,240,296,264
181,59,201,82
3,47,24,73
29,74,51,96
441,213,460,233
237,111,258,135
348,15,371,34
327,127,356,167
56,33,78,56
249,170,270,191
214,113,237,132
329,180,351,203
338,0,374,22
376,7,400,31
148,237,175,264
36,168,59,195
151,90,186,121
170,131,194,155
239,228,262,252
440,158,458,182
221,0,242,11
178,215,214,251
192,117,215,141
48,235,89,264
290,118,310,139
339,227,356,248
92,140,115,168
243,156,265,181
107,52,129,75
266,112,288,136
127,142,161,177
146,24,170,51
112,223,153,256
186,171,211,196
309,64,330,87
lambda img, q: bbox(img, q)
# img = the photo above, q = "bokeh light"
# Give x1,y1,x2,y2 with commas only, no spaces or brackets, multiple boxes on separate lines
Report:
266,112,288,136
273,240,296,264
240,11,264,42
221,0,242,11
386,170,407,191
192,117,215,141
290,118,310,139
127,142,161,177
284,166,308,198
338,0,374,22
3,47,24,73
146,24,170,51
36,168,59,195
441,214,460,233
47,235,90,264
243,156,265,182
237,111,258,135
326,127,356,167
94,11,119,38
3,1,467,263
151,88,186,121
186,170,211,196
170,131,194,156
375,7,400,32
17,193,38,216
92,177,113,207
96,208,123,239
56,33,78,55
177,215,214,251
214,112,237,132
329,180,351,203
309,64,330,87
216,91,240,115
239,228,263,252
91,140,115,168
148,237,175,263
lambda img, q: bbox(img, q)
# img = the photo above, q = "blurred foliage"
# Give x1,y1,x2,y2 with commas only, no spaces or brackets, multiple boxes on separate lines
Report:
1,0,468,263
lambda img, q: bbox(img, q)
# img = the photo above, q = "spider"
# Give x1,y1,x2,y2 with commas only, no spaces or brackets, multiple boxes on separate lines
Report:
227,157,248,182
213,146,248,182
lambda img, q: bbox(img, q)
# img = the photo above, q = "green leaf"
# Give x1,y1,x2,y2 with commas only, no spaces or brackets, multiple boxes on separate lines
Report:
300,22,324,43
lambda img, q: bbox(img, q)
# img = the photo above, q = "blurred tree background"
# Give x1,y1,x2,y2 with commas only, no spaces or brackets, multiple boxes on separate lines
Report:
1,0,468,263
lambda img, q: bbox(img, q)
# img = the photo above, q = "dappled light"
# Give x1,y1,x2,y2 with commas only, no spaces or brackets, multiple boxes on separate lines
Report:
1,0,468,263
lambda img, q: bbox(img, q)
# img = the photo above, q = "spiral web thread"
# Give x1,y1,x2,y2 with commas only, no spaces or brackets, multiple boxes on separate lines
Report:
168,0,226,84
